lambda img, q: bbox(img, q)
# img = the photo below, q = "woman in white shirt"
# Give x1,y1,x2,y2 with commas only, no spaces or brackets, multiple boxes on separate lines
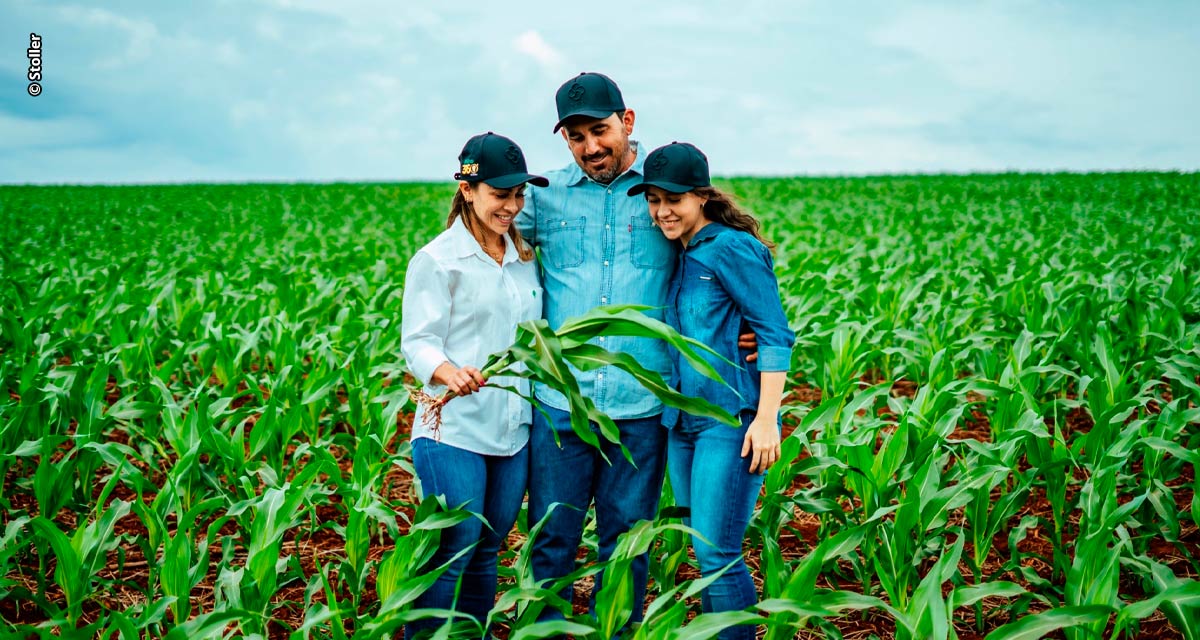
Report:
400,132,547,638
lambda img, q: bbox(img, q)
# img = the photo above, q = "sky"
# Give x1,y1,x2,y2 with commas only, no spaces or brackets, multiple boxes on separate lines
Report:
1,0,1197,184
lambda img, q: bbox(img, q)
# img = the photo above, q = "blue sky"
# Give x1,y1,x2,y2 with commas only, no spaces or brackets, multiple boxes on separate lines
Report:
1,1,1197,183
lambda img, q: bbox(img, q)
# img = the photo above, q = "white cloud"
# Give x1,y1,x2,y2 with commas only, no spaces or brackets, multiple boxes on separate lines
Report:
869,3,1200,152
55,6,159,69
0,142,247,184
2,1,1195,182
254,16,283,41
249,0,445,40
752,106,994,174
513,30,566,71
229,100,270,126
0,114,106,150
789,113,994,173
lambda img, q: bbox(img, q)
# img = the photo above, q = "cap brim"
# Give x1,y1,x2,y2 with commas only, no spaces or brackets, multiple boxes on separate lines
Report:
484,173,549,189
553,109,620,132
626,180,696,197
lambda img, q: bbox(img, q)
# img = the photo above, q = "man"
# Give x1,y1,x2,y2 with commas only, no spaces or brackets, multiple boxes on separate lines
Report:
515,71,674,624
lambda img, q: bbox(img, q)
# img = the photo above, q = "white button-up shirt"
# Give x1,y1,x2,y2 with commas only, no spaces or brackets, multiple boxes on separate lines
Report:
401,217,542,456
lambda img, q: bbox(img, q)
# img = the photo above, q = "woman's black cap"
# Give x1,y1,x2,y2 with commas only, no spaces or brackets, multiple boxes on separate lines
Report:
455,132,549,188
627,142,710,196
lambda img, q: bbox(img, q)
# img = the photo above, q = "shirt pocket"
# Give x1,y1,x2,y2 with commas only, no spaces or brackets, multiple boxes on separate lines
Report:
629,216,672,269
542,217,585,269
514,263,544,323
683,272,727,317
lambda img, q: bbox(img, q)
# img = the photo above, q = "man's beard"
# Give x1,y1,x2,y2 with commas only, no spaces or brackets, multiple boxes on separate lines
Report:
582,142,632,185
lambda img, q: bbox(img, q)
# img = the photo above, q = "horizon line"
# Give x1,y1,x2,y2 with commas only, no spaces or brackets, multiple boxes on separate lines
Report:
2,168,1198,188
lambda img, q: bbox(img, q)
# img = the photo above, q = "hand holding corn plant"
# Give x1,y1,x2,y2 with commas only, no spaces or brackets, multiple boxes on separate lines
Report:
411,304,739,464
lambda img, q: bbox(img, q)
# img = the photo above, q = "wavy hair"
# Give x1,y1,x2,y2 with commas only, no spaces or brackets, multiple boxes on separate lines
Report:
694,186,774,250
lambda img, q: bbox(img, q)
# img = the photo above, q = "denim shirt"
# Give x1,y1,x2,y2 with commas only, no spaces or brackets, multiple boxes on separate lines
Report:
516,142,679,421
662,222,795,432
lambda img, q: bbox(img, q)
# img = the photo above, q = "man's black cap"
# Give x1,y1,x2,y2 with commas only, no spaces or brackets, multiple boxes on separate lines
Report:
553,72,626,133
454,132,548,188
627,142,710,196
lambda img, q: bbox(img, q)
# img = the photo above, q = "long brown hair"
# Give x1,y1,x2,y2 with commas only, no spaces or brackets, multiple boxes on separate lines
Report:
446,186,534,262
694,186,775,250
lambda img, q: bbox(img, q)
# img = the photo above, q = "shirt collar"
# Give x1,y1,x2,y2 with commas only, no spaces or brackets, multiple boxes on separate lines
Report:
446,216,478,257
501,233,519,265
447,216,518,265
686,221,728,249
566,140,645,187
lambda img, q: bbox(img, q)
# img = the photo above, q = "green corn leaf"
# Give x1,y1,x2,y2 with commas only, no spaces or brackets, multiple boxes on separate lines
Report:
561,343,738,426
983,606,1113,640
595,520,701,637
510,620,598,640
756,598,835,618
1121,554,1200,639
554,305,735,384
641,563,737,630
669,611,766,640
163,609,256,640
950,581,1028,610
29,518,84,624
1120,581,1200,623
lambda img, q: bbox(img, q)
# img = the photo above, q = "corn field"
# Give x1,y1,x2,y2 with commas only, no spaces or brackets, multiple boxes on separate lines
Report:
1,174,1198,639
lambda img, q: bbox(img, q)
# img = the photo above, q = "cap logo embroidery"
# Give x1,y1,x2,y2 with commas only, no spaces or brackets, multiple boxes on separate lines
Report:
461,158,479,177
567,82,586,102
650,154,669,171
505,145,521,166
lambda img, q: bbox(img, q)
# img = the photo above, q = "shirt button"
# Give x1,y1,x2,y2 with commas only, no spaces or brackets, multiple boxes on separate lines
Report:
598,336,605,342
601,296,607,303
603,260,610,266
598,373,604,379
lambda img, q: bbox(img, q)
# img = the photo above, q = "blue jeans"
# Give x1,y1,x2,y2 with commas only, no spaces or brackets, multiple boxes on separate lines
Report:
667,415,766,640
527,405,667,624
406,438,529,639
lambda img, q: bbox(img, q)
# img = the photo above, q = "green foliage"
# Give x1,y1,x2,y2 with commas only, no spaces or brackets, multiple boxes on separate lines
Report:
1,174,1199,637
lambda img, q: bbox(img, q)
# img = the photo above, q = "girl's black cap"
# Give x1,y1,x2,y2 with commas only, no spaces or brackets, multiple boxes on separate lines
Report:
627,142,710,196
455,132,549,188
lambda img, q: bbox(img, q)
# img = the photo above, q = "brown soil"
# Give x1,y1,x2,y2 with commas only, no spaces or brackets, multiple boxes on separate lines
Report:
2,372,1196,639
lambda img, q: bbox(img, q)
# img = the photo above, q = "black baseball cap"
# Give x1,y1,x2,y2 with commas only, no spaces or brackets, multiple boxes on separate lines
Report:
627,142,711,196
454,132,549,188
553,72,626,132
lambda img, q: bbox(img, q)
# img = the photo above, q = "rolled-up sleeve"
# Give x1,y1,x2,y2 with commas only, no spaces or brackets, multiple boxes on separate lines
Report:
714,236,795,372
401,251,453,385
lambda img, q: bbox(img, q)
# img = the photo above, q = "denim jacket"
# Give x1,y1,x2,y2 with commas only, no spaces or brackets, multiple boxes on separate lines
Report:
662,222,795,432
517,142,680,421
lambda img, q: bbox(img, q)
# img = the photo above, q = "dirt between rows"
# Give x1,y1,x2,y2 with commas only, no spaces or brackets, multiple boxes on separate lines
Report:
1,378,1196,639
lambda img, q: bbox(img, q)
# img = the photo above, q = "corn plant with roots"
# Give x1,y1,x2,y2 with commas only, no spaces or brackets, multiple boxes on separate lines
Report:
411,304,740,463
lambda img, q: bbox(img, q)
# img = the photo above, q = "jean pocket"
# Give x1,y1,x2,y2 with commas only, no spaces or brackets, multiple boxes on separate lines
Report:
630,216,672,269
543,217,585,268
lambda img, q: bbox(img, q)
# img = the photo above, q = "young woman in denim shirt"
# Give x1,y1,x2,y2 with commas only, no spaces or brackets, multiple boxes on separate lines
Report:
628,142,795,640
400,132,547,638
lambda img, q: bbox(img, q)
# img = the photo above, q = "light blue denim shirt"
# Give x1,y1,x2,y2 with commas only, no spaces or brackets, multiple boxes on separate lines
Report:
517,142,678,421
661,222,796,433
